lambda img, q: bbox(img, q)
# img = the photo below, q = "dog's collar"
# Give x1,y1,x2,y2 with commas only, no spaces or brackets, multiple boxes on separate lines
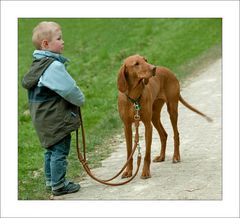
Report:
126,94,142,110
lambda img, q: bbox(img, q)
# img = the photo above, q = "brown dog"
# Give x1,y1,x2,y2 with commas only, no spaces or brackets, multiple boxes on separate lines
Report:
117,54,212,179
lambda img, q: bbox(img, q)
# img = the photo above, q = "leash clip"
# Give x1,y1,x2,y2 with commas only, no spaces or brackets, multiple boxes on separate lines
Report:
134,103,141,120
134,110,140,120
134,102,141,111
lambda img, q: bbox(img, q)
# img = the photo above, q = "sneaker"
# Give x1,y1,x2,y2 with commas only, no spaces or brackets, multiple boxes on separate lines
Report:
52,182,81,196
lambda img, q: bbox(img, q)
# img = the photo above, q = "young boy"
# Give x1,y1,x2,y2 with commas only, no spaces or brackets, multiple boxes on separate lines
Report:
22,21,85,196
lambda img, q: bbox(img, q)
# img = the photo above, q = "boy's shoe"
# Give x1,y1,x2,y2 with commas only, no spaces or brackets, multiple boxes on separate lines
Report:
52,182,80,196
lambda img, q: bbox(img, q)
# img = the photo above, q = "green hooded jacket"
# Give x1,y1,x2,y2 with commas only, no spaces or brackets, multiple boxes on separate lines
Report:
22,57,81,148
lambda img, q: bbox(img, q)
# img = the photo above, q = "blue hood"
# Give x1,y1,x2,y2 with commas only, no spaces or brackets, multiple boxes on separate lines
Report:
33,50,69,64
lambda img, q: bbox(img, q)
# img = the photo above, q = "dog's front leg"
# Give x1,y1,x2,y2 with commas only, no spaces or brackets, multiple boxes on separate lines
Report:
141,122,152,179
122,122,133,178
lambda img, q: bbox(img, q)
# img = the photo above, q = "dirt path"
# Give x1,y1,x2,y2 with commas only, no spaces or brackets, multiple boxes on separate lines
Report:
59,58,221,200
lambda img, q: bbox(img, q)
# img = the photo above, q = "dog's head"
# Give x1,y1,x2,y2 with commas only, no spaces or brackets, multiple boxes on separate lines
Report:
117,55,156,93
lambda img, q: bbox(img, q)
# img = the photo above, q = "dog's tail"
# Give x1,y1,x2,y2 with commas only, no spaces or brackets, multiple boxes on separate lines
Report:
179,95,213,122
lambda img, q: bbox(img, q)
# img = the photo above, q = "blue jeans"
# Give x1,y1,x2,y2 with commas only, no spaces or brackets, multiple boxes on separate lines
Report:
44,134,71,190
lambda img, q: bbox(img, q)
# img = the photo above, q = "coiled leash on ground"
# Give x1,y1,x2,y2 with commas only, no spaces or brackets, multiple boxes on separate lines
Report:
76,107,142,186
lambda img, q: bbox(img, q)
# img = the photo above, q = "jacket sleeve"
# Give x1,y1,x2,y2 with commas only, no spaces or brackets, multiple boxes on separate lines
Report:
38,61,85,107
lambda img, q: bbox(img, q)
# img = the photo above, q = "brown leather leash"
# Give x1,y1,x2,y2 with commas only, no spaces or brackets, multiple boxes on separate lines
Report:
76,107,142,186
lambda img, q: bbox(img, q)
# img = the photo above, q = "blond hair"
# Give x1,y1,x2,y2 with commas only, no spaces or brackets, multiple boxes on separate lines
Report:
32,21,61,49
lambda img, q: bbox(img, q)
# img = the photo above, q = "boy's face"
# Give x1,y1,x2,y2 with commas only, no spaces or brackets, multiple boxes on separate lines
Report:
44,28,64,54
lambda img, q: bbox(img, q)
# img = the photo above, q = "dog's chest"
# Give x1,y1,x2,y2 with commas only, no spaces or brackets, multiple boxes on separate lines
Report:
119,98,149,122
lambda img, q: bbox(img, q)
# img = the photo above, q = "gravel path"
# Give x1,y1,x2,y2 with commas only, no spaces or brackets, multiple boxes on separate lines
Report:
59,58,221,200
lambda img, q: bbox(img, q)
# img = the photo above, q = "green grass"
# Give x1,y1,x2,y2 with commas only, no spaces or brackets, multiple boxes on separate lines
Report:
18,18,222,199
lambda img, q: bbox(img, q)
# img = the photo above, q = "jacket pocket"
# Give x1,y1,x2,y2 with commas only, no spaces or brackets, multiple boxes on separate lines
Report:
64,111,77,124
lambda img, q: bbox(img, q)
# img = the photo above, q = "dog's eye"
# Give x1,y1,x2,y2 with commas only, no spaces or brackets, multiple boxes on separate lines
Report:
134,62,139,66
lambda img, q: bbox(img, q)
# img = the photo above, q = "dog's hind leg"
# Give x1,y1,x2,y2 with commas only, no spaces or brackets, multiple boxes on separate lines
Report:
152,99,168,162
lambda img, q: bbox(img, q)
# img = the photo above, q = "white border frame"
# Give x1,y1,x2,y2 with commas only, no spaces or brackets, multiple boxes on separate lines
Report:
1,1,239,217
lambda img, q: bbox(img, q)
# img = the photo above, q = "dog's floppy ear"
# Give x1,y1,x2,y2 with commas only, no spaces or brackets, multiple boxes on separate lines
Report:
117,64,128,93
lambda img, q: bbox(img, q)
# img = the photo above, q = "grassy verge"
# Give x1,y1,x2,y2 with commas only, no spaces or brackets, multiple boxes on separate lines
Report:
18,18,221,199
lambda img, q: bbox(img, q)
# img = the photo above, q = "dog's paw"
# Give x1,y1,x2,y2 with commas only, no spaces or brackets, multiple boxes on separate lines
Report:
172,159,181,163
141,171,151,179
121,171,132,178
153,155,165,162
172,155,181,163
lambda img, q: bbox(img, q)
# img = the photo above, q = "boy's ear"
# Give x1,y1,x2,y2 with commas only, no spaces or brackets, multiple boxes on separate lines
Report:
117,64,128,93
41,39,49,49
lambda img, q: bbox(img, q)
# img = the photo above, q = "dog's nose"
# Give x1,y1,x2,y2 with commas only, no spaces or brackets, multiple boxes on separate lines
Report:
152,66,156,76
